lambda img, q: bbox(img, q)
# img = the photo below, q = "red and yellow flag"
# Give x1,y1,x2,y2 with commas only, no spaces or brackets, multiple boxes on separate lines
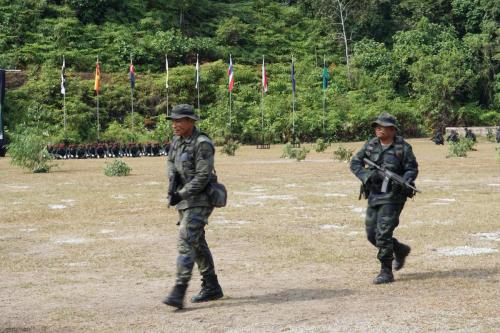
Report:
94,61,101,94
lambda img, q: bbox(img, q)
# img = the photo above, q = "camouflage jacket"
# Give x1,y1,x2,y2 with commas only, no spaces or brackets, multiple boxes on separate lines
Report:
167,128,217,209
350,136,418,206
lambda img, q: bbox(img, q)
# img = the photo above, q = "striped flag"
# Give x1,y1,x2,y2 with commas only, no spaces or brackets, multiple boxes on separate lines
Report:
129,63,136,89
60,57,66,95
94,60,101,94
228,55,234,92
165,55,169,89
262,56,268,93
195,54,200,89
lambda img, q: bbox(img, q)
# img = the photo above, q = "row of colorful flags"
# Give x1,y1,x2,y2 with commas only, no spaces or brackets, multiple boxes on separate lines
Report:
60,56,333,97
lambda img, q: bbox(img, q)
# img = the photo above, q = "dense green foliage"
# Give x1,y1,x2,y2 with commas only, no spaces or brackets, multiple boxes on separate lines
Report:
104,159,132,176
1,0,498,144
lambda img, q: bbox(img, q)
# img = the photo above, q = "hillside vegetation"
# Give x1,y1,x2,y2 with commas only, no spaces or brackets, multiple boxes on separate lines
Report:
1,0,498,143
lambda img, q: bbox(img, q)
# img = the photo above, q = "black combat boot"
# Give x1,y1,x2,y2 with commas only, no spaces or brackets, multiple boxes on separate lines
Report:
393,243,411,271
373,261,394,284
162,284,188,309
191,274,223,303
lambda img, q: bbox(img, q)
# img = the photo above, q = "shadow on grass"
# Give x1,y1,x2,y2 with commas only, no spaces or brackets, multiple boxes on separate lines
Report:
188,288,354,310
398,267,499,281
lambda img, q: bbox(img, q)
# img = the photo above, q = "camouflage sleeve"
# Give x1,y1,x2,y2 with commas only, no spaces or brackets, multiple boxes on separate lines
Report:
402,144,418,181
166,141,176,178
349,142,371,184
177,141,214,199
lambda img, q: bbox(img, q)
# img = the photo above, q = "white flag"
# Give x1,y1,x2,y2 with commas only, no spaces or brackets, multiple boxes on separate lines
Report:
195,54,200,89
60,57,66,95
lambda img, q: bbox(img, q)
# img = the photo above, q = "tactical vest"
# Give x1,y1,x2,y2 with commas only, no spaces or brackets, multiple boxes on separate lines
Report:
364,136,405,165
170,131,215,185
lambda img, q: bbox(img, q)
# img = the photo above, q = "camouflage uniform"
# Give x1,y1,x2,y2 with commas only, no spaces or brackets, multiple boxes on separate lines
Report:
162,104,223,309
350,113,418,283
167,127,218,285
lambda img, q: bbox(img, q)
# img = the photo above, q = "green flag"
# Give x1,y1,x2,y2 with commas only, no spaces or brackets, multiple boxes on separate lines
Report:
322,65,330,90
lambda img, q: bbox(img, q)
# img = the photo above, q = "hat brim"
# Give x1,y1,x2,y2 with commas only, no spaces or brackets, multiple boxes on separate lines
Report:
166,114,200,121
372,120,399,131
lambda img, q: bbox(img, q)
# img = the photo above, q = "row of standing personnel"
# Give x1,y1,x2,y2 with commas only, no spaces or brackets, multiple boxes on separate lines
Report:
161,105,420,310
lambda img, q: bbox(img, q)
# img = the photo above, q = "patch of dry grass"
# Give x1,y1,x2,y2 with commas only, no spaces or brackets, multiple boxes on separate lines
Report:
0,139,499,332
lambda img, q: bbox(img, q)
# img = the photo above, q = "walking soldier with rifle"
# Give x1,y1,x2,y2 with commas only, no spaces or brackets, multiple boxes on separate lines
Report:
350,112,419,284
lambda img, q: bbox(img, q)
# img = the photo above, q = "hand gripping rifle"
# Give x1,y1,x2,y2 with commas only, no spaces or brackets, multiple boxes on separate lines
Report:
363,158,421,194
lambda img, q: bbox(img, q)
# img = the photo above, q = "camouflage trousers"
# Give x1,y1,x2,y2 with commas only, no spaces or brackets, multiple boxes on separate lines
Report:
175,206,215,285
365,203,405,263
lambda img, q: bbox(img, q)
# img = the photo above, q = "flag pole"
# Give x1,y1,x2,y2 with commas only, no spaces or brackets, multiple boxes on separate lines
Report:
62,56,66,138
130,55,134,132
292,56,295,142
229,54,232,131
322,57,326,139
165,54,169,116
96,55,100,142
196,53,200,110
261,55,265,144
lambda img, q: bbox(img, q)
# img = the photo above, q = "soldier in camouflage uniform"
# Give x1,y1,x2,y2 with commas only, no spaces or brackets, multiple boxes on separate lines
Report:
162,104,223,309
350,113,419,284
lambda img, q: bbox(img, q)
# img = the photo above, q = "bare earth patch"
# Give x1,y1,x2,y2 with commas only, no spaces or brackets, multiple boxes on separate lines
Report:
0,139,499,332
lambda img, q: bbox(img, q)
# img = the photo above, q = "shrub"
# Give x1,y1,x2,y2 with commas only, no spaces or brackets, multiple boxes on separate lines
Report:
104,160,132,176
333,145,354,162
295,147,310,161
221,139,240,156
281,143,295,159
314,138,330,153
213,137,226,147
447,138,475,158
7,128,55,173
281,144,309,161
486,128,495,142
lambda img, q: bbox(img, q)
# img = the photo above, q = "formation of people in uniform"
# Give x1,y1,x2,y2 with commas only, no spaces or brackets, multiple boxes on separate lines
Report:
47,141,171,159
162,105,422,309
432,127,489,145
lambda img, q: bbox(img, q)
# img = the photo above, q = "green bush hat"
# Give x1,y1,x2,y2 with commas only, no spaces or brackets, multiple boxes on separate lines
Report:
167,104,200,121
372,112,400,131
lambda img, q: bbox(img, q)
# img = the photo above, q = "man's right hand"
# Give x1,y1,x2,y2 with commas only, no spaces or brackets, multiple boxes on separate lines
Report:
168,192,182,206
363,169,379,185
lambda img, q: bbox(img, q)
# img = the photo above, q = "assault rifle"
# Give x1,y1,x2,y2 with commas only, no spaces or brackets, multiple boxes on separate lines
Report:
363,158,421,194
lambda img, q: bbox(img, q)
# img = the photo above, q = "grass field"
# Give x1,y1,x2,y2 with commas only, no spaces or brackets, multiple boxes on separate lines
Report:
0,139,499,333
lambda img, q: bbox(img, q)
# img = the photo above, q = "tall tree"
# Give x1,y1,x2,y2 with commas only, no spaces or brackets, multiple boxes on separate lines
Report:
311,0,354,83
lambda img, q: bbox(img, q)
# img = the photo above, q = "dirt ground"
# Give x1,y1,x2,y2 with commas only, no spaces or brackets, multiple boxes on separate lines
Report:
0,139,499,333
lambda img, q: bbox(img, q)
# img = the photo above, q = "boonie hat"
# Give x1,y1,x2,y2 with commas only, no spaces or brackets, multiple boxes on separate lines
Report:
372,112,399,131
167,104,200,121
